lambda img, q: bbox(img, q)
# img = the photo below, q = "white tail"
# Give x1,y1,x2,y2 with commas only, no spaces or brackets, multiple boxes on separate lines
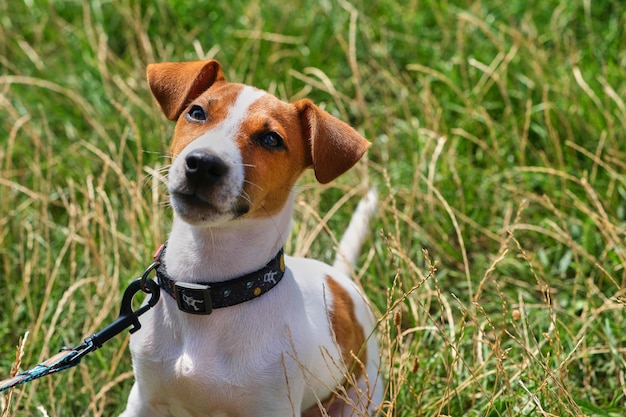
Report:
333,188,378,276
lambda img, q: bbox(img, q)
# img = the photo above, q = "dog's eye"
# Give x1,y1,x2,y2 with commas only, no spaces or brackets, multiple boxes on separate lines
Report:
186,105,207,122
258,132,285,150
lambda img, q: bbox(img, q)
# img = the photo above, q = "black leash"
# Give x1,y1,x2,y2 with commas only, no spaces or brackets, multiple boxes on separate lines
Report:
0,263,161,393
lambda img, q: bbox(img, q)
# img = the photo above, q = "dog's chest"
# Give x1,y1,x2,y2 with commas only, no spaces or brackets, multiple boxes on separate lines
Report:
136,295,295,372
129,274,316,405
133,309,298,415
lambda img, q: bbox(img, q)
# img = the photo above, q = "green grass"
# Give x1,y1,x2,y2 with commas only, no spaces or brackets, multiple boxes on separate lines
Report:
1,0,625,415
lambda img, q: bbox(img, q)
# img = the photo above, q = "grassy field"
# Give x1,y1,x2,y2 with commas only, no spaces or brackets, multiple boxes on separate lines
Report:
1,0,625,415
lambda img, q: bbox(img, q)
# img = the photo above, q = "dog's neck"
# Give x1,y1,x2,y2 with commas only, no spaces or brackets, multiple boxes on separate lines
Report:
163,199,293,283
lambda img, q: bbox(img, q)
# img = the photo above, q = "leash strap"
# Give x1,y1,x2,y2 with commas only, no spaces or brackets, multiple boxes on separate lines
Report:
0,277,160,393
0,343,92,392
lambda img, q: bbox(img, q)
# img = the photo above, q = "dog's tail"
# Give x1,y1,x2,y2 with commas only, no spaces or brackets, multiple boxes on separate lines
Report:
333,188,378,276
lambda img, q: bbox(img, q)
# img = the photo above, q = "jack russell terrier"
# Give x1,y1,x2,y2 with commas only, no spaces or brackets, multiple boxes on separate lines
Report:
120,60,383,417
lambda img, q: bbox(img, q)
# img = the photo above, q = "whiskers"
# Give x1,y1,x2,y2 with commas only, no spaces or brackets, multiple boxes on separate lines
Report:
143,156,172,208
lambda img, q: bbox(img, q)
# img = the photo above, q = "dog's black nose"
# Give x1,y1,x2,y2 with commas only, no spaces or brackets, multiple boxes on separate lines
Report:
184,151,229,186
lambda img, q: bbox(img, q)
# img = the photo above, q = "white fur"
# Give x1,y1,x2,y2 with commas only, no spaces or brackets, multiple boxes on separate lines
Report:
333,188,378,276
121,85,382,417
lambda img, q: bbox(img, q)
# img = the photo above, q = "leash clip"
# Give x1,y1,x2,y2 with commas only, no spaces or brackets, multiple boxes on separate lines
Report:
140,243,166,292
87,278,161,348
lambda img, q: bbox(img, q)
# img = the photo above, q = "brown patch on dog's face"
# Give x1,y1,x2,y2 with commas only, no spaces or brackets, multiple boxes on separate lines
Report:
234,95,313,217
169,83,242,160
325,276,367,379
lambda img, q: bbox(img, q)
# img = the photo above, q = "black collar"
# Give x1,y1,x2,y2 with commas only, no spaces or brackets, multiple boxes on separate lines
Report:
154,243,285,315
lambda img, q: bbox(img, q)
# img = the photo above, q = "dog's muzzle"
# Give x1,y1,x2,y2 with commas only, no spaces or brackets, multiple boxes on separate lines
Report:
184,150,229,190
168,149,249,223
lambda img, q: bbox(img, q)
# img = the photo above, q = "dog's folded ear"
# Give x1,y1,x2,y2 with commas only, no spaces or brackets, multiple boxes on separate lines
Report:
294,99,370,184
147,60,225,121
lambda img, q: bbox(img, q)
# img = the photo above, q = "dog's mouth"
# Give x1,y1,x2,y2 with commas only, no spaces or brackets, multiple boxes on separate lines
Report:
170,190,250,224
171,190,214,209
232,200,251,217
167,146,251,225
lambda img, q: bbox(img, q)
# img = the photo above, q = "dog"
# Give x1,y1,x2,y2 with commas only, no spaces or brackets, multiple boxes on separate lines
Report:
120,60,383,417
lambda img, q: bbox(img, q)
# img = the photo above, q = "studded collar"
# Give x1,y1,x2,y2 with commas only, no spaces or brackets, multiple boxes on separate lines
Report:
153,243,285,315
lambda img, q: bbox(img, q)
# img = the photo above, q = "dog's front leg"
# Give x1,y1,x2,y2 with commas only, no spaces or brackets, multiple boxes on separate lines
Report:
118,382,167,417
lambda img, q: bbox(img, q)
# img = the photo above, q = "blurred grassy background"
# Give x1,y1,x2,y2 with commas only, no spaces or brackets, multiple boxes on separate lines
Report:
1,0,625,415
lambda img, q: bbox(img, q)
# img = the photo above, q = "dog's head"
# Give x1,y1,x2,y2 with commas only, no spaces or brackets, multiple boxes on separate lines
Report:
147,60,369,226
